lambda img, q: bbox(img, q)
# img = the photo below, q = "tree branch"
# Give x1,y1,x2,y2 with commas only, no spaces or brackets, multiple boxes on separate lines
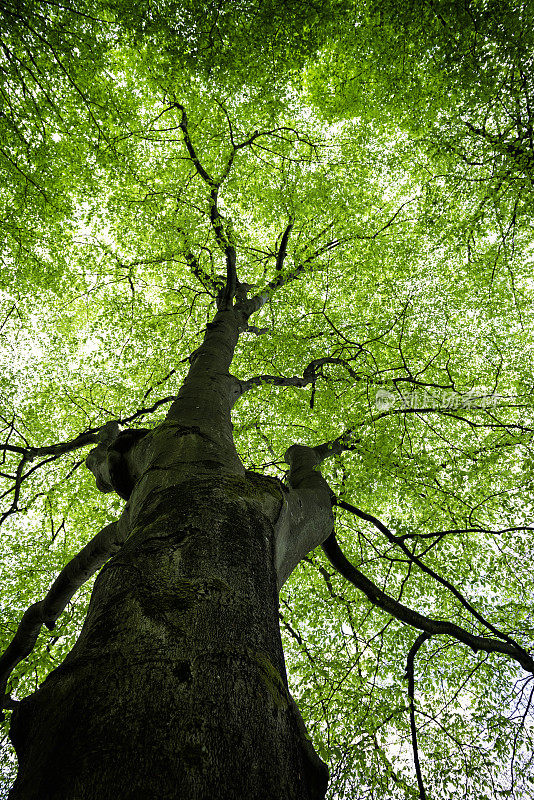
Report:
0,519,125,717
275,219,294,272
312,430,361,462
0,399,175,523
405,633,430,800
175,103,216,186
209,186,237,309
180,243,221,296
243,234,344,315
333,497,532,660
0,429,100,458
320,533,534,674
174,102,237,308
237,357,360,397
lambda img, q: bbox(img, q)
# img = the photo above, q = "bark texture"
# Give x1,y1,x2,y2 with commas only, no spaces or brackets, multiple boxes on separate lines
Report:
9,475,326,800
8,304,331,799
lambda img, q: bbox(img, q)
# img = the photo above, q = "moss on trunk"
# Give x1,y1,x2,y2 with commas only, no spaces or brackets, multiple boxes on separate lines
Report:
9,476,327,800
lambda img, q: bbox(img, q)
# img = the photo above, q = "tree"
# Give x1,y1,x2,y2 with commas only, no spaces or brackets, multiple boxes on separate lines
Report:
1,1,534,798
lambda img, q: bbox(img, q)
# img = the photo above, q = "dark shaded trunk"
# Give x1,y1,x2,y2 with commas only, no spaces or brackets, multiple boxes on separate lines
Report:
8,304,331,799
9,472,325,799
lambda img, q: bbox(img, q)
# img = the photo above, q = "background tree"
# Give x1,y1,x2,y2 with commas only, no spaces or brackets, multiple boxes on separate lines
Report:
1,1,534,797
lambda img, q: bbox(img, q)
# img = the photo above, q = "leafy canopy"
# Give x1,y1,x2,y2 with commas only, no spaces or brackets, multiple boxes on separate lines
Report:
1,1,534,798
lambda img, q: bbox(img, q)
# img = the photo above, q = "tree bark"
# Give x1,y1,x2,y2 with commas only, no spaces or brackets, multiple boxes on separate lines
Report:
8,472,327,799
8,305,330,799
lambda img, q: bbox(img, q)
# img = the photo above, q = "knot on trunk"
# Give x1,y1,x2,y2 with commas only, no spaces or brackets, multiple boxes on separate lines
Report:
284,444,324,488
86,422,150,500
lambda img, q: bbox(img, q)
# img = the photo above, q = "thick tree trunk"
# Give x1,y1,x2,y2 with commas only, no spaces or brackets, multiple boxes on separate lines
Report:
9,472,326,799
8,304,331,799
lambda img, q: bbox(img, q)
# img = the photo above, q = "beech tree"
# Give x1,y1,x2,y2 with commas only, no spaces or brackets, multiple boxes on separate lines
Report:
1,1,534,798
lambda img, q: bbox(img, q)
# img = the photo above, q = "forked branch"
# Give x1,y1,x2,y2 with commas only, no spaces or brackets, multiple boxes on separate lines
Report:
237,356,361,397
333,497,531,659
320,533,534,674
175,102,237,308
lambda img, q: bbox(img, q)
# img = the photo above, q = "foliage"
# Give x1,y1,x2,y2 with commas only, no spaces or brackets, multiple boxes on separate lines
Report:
1,1,534,797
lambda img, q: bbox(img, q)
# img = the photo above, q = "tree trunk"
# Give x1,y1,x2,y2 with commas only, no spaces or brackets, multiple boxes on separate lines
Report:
8,470,327,799
8,304,331,799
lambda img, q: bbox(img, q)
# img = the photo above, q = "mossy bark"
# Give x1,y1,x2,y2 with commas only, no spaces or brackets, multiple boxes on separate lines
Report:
8,474,326,800
8,304,330,799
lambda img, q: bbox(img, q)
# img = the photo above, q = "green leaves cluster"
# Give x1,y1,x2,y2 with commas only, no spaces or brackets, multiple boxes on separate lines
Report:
1,1,534,797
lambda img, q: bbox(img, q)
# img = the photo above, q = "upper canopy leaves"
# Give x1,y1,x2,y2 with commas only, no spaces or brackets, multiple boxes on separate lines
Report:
1,2,534,798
